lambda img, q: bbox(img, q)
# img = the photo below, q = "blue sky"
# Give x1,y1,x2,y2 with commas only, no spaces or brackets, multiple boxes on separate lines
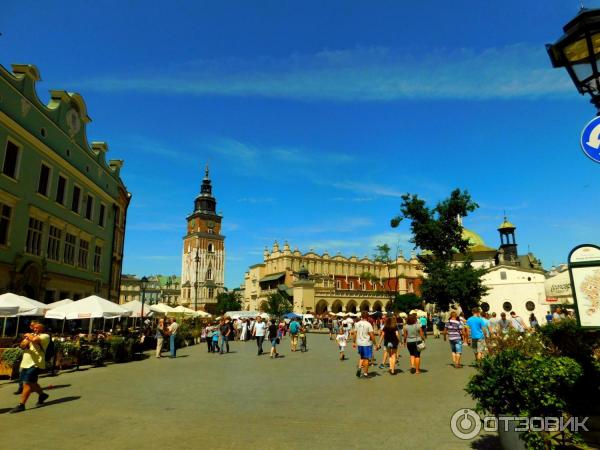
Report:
2,1,600,287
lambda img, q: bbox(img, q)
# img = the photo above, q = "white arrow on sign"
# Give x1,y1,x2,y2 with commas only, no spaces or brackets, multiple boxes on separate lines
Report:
586,123,600,149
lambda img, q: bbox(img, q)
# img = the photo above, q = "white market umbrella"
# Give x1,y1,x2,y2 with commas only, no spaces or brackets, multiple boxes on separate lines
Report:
195,310,211,318
335,312,345,317
149,303,176,315
303,314,315,319
121,300,150,318
167,305,196,318
46,295,131,336
398,312,408,318
0,293,47,316
0,305,19,337
259,312,270,319
47,299,74,309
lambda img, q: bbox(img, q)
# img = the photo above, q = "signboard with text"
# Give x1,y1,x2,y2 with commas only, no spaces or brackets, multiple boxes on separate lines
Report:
568,244,600,328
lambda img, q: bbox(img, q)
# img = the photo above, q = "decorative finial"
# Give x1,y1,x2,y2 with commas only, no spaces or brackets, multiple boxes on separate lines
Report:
204,164,209,178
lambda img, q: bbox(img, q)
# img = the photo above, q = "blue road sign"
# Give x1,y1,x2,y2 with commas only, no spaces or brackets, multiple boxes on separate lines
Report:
580,116,600,163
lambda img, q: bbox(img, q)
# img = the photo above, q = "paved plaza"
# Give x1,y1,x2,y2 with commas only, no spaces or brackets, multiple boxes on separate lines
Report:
0,333,499,449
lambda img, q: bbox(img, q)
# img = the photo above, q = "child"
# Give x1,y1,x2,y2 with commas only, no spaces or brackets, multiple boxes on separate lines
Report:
212,326,221,353
336,328,347,360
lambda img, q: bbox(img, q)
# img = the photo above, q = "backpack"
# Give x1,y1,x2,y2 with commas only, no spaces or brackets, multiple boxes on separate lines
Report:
44,335,55,365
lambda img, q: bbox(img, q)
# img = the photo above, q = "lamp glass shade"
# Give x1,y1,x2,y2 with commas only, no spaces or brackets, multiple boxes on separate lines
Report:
140,276,149,290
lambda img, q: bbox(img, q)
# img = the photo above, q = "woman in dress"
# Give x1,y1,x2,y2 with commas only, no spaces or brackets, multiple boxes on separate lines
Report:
240,319,248,341
377,316,401,375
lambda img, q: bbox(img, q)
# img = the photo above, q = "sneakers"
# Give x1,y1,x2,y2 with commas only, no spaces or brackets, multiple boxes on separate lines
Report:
355,368,361,378
9,403,25,414
36,393,49,406
13,388,22,395
378,364,385,369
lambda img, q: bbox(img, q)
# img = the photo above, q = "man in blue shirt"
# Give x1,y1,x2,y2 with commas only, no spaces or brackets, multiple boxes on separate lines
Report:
466,307,490,362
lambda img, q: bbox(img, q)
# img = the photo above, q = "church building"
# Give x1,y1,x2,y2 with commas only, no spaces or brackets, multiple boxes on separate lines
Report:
180,167,225,311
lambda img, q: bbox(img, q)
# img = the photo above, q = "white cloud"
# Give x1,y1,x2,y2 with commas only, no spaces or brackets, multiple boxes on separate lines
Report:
72,44,571,102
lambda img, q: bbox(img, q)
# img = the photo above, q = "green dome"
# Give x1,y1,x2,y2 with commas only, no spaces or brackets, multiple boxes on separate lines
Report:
462,228,486,247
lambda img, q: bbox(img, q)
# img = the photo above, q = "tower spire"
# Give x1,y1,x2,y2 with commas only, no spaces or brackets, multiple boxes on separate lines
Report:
204,164,209,180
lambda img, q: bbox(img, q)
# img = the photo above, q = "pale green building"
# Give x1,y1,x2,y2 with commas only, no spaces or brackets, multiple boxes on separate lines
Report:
0,63,130,303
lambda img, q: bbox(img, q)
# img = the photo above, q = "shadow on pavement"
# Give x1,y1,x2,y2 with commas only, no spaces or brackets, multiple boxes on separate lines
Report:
39,396,81,407
470,434,501,449
41,384,71,390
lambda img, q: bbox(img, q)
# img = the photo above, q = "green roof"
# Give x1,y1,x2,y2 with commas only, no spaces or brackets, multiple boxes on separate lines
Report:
259,272,286,283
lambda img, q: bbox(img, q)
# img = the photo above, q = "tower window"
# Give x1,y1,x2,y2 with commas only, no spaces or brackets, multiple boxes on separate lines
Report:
56,175,67,205
71,186,82,213
208,243,214,253
206,268,213,280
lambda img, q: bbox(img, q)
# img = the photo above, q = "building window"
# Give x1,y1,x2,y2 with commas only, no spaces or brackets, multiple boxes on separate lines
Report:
78,239,89,269
502,301,512,312
71,186,81,213
207,228,214,234
481,302,490,313
64,233,76,265
208,243,214,253
85,194,94,220
208,288,214,298
56,175,67,205
525,301,536,312
47,225,62,261
349,281,354,290
2,140,20,179
0,203,12,246
336,280,341,289
361,282,365,290
500,271,507,280
25,217,44,256
206,268,213,280
98,204,106,227
37,163,51,196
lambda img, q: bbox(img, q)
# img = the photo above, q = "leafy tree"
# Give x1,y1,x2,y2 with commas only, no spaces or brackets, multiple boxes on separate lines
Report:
214,292,242,316
264,291,292,317
390,293,423,313
391,189,488,314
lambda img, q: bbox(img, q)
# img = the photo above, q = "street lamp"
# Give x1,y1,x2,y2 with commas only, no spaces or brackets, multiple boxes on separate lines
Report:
194,249,200,311
547,7,600,111
140,276,148,326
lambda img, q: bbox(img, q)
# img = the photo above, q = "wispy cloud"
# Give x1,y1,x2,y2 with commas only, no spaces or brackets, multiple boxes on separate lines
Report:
237,197,275,204
72,45,570,102
332,196,377,203
270,217,374,235
327,180,405,198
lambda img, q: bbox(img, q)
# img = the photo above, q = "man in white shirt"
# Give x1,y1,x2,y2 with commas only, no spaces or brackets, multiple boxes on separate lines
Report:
167,318,179,358
252,316,267,355
352,311,375,378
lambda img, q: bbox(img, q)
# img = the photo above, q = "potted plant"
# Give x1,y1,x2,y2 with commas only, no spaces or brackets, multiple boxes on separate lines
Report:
466,329,584,450
55,341,79,369
0,348,23,378
89,346,105,366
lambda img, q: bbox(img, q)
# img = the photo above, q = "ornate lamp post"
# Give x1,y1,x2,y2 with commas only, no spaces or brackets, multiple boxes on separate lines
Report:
140,276,148,325
547,8,600,111
194,249,200,311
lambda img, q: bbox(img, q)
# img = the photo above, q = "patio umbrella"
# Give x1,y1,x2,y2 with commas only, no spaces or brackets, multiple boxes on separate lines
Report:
335,312,345,317
149,303,176,315
121,300,150,318
45,295,131,337
0,293,49,337
47,299,74,309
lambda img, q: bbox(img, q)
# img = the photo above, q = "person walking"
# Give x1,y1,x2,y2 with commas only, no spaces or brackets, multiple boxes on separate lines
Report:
377,316,401,375
403,314,425,374
432,315,441,339
498,312,511,334
252,316,266,355
509,311,528,333
488,312,500,337
336,328,347,360
352,311,376,379
529,313,539,330
444,311,465,368
419,314,428,339
167,317,179,358
268,320,279,358
466,308,489,362
10,321,51,413
289,318,301,352
155,318,166,358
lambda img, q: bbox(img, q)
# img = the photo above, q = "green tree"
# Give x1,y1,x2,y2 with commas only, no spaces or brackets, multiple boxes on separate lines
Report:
390,293,423,313
264,291,292,317
391,189,488,314
214,292,242,316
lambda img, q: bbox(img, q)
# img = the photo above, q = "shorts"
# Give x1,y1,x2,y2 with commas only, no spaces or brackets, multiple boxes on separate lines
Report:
450,340,463,354
357,345,373,360
384,341,398,350
406,342,421,357
270,338,278,347
471,338,485,353
19,366,40,384
338,345,346,352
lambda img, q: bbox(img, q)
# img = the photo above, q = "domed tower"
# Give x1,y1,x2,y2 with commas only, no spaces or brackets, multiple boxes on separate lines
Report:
180,166,225,311
498,217,518,263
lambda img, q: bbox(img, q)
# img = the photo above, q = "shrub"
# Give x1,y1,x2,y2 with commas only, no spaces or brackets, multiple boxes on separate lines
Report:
0,347,23,367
